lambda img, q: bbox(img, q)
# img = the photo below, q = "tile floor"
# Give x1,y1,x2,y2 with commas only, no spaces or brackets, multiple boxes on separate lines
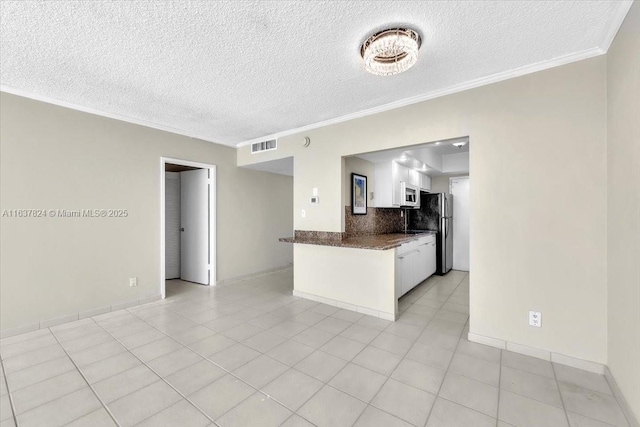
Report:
0,269,632,427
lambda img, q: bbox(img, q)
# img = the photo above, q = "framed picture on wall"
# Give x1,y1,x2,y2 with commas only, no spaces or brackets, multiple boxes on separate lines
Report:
351,173,367,215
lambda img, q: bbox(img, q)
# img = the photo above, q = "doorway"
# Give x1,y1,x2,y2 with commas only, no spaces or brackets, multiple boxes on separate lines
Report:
160,157,216,298
450,176,470,271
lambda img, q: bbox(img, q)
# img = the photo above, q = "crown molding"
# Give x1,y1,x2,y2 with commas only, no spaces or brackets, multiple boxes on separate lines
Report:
236,46,605,148
0,85,232,147
600,1,634,52
4,4,629,154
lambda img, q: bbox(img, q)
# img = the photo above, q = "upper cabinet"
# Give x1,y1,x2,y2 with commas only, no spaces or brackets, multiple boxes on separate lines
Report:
408,169,421,187
420,173,431,192
374,161,402,207
374,161,432,208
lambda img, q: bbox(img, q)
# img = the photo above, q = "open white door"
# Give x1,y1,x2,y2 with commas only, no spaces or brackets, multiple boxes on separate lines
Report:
180,169,209,284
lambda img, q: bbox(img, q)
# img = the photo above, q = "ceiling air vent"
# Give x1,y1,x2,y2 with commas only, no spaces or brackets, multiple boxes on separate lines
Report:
251,139,277,153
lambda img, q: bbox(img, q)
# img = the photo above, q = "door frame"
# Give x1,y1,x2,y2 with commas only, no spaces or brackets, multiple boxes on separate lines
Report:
449,176,470,272
160,157,216,299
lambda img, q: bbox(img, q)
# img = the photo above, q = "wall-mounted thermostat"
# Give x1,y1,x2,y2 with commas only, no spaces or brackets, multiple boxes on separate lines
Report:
310,196,319,205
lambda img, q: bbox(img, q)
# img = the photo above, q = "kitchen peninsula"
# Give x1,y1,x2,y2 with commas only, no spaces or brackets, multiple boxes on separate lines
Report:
280,230,436,320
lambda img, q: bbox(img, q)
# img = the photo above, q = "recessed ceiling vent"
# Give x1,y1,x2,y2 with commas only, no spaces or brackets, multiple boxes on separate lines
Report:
251,139,277,153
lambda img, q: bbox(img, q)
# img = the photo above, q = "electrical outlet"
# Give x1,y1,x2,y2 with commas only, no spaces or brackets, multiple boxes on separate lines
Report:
129,277,137,287
529,311,541,327
301,209,306,218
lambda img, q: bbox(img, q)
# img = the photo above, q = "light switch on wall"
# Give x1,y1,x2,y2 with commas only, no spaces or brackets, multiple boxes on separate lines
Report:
312,187,318,197
301,209,306,218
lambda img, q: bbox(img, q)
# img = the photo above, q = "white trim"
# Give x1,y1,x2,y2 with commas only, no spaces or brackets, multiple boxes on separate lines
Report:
605,367,640,427
551,352,605,375
0,322,40,339
39,313,79,329
600,1,634,52
292,289,395,321
467,332,507,350
0,85,232,147
467,332,607,374
506,341,551,361
235,47,604,148
160,157,217,300
3,34,621,153
0,294,163,339
3,2,629,153
215,264,292,286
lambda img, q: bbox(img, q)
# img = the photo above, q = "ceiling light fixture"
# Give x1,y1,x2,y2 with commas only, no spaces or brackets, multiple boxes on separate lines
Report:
360,28,422,76
452,141,468,148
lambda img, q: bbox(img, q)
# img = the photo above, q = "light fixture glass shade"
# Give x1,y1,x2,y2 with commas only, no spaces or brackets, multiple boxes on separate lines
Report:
361,28,421,76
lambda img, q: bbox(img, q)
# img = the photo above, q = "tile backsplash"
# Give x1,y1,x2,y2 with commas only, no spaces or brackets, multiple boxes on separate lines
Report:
344,206,405,237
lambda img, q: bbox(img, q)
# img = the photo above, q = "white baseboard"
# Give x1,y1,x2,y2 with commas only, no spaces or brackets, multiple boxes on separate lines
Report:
605,367,640,427
0,294,163,339
215,264,293,286
467,332,507,350
292,290,395,321
468,332,606,374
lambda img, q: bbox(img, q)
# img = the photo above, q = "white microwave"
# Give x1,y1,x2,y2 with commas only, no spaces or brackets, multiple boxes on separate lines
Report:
401,182,419,207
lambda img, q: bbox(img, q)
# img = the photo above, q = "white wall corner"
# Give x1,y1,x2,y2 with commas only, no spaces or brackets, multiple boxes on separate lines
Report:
604,367,640,427
600,1,635,52
469,332,609,375
550,352,606,375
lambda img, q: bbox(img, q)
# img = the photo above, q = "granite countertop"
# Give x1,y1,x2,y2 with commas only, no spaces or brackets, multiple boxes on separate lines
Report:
279,231,436,250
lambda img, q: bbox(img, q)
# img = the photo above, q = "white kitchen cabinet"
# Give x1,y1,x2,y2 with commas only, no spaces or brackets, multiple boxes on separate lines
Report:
396,235,437,297
408,169,421,187
418,237,437,279
420,173,432,192
397,250,415,296
374,161,410,208
427,239,436,276
396,162,409,184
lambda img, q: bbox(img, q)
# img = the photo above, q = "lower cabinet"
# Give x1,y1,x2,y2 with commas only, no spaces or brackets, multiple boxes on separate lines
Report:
396,235,436,297
397,251,414,296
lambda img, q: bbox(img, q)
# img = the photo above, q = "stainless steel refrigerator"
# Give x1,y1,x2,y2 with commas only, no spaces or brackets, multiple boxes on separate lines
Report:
409,192,453,275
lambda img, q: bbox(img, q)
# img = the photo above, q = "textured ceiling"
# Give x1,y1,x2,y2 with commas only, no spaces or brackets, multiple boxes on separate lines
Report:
0,1,632,147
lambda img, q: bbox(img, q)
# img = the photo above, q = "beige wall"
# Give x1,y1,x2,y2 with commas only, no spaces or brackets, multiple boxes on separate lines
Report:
0,93,293,331
343,157,375,207
239,57,608,364
430,176,451,194
607,1,640,420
